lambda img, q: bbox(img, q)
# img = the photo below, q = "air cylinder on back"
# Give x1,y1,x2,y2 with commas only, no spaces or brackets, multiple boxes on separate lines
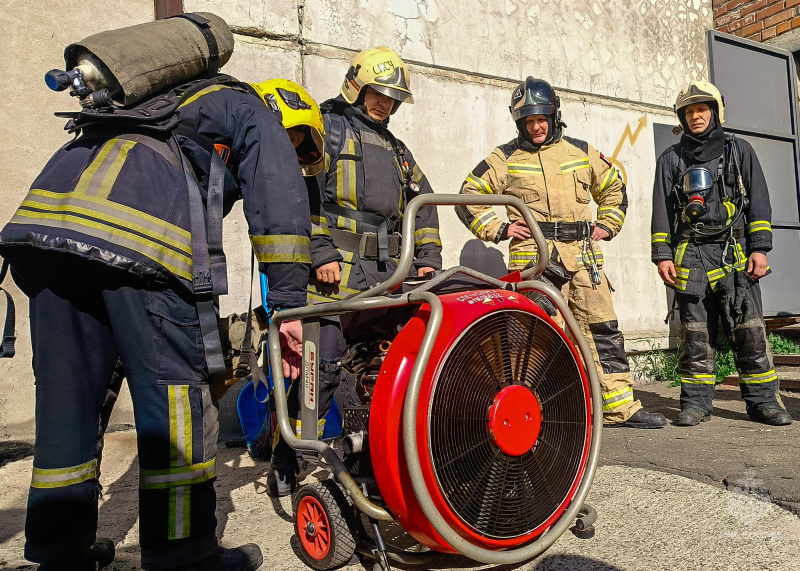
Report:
63,12,234,106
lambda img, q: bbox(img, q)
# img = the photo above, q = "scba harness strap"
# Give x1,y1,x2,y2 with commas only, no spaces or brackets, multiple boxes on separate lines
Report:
0,260,15,358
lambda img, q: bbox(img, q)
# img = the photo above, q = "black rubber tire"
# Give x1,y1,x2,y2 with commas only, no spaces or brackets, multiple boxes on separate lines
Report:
293,480,358,570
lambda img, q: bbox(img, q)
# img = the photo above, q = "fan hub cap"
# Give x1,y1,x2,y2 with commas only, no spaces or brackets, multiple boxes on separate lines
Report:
488,385,541,456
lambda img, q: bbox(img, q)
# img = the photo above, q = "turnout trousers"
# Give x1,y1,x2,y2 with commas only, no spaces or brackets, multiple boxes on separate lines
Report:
559,266,642,424
677,282,779,414
16,257,218,570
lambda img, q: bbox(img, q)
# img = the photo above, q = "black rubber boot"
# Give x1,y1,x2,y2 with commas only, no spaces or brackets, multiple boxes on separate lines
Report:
167,544,263,571
675,405,712,426
37,538,115,570
749,405,793,426
620,409,667,429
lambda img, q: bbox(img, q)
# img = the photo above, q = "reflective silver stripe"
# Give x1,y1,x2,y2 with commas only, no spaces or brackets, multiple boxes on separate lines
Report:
140,459,217,488
740,370,778,384
251,236,311,264
26,190,191,248
31,459,97,489
9,210,193,280
602,387,634,411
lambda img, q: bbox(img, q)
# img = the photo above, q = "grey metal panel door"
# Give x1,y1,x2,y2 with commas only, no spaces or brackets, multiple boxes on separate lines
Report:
708,30,800,317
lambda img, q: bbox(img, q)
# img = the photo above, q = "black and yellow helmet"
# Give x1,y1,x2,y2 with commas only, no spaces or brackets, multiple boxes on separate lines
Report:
674,81,725,124
251,79,325,176
340,46,413,111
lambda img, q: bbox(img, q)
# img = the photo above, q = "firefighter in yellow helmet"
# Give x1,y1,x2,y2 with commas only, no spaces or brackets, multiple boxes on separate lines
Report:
457,77,667,429
266,48,443,497
652,80,790,427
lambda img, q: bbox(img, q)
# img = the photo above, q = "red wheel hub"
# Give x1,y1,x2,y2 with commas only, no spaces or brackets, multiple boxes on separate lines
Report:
297,496,331,560
487,385,541,456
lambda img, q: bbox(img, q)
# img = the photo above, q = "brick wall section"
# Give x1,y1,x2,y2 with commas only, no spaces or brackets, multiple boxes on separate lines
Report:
714,0,800,41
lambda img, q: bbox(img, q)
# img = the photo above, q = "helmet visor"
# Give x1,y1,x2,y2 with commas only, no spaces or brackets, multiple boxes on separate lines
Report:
683,167,714,194
511,104,555,122
370,83,414,104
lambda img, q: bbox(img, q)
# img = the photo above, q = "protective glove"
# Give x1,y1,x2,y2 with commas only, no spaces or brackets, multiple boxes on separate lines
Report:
524,260,571,317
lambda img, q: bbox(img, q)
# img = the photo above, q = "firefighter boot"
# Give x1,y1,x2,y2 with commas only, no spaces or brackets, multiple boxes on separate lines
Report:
167,544,263,571
621,409,667,429
749,405,792,426
675,405,712,426
37,538,115,570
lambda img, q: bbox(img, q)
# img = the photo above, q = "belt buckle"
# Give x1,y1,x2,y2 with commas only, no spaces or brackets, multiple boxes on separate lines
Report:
358,232,376,259
552,221,560,241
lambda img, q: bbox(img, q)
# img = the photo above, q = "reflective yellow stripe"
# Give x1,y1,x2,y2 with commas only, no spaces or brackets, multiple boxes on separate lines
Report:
250,235,311,264
577,252,604,266
748,220,772,233
674,241,689,265
599,168,617,192
740,370,779,384
72,139,138,199
560,158,590,173
20,195,191,256
602,387,634,411
10,209,193,281
334,139,358,231
31,459,98,489
414,227,441,246
598,206,625,224
469,211,498,234
723,199,736,225
466,173,493,194
508,162,542,174
681,374,716,385
140,459,217,489
178,84,228,109
411,164,423,184
651,232,671,244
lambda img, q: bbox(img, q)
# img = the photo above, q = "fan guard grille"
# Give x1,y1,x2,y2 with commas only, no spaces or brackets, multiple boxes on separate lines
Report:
429,309,588,540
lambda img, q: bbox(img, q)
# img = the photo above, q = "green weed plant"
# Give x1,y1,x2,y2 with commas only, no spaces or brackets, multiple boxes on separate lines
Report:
631,333,799,387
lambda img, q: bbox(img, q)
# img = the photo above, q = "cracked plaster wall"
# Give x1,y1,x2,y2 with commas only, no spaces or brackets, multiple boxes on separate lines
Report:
0,1,712,440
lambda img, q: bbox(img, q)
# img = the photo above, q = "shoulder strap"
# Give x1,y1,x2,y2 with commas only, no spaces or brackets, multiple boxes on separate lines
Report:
324,113,347,173
0,260,16,359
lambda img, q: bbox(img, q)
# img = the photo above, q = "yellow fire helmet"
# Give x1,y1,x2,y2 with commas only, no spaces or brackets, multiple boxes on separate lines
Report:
250,79,325,177
340,46,414,111
674,80,725,124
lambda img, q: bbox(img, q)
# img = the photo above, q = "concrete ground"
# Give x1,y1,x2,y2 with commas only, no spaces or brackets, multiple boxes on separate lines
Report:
1,381,799,571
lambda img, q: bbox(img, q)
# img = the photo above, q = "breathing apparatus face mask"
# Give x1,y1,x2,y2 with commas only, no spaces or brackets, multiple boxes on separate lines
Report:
682,166,714,221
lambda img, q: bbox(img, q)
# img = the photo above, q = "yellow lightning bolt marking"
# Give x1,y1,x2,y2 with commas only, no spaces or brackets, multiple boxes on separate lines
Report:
608,115,648,185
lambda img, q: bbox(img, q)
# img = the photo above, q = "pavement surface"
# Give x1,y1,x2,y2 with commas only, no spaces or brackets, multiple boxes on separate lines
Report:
1,381,799,571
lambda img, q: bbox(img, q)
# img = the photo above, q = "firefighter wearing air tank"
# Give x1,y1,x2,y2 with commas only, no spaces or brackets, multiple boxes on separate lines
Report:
651,81,791,427
0,16,311,569
457,77,666,429
266,46,443,497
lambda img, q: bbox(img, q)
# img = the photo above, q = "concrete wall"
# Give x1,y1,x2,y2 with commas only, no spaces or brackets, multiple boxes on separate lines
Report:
0,0,713,441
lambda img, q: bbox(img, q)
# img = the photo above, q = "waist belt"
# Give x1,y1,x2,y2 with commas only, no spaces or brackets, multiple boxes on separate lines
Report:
536,221,590,242
328,227,402,260
324,203,400,262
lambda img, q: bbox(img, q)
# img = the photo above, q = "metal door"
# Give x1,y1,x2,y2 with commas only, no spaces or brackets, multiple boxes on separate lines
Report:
708,30,800,317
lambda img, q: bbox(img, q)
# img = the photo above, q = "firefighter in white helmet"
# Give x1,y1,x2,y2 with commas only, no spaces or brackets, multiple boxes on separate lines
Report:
651,80,790,427
266,47,443,497
457,77,667,429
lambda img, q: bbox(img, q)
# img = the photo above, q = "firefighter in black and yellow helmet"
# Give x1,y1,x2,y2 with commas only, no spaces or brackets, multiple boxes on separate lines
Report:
457,77,667,429
652,80,790,427
265,47,443,497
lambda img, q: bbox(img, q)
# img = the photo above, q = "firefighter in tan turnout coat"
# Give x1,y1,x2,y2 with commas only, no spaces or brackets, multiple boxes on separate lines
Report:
457,77,666,428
